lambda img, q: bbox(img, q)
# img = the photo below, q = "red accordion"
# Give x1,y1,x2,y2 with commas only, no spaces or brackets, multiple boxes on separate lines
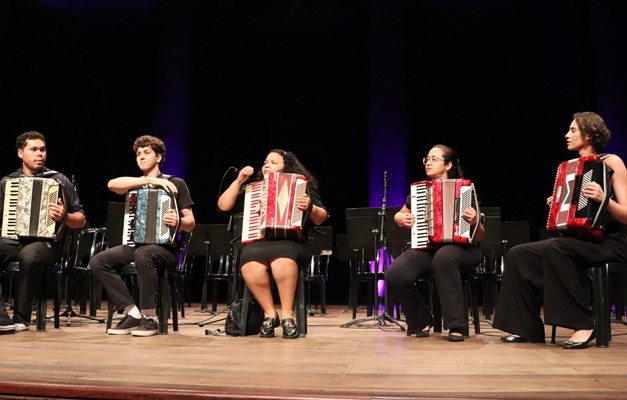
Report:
546,155,612,240
410,179,479,249
241,172,308,244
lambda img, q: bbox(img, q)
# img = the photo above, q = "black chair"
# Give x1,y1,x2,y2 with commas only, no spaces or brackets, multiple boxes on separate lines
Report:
550,262,627,348
401,252,481,337
195,224,236,312
105,229,192,335
1,226,78,332
61,227,108,322
305,226,333,316
3,261,60,332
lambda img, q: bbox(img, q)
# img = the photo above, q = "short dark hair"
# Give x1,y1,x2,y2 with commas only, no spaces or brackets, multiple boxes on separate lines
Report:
16,131,46,150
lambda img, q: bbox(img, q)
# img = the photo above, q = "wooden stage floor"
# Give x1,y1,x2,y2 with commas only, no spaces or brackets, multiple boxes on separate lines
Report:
0,303,626,400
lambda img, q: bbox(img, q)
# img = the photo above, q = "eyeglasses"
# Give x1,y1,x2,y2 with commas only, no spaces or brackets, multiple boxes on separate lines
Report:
423,156,443,165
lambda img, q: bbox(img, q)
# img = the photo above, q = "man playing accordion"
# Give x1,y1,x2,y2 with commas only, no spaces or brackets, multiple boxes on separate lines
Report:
0,131,86,333
90,135,195,337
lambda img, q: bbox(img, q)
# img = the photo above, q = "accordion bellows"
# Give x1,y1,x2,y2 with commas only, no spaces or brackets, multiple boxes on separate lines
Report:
123,187,179,245
242,172,308,244
410,178,478,249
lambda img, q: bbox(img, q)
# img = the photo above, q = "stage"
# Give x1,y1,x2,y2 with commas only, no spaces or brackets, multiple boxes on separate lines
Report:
0,303,626,400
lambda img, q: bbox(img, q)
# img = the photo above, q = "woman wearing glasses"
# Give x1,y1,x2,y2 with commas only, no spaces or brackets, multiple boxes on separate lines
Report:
386,144,485,342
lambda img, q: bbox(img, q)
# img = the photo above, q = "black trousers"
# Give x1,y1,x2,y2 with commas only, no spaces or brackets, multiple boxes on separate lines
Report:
386,244,482,333
90,244,177,314
493,235,627,342
0,239,59,323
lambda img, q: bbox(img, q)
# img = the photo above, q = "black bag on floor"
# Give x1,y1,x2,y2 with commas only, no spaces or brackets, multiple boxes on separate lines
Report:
225,298,264,336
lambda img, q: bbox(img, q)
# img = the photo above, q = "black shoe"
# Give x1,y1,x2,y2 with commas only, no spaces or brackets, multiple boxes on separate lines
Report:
407,316,433,338
131,317,159,337
282,318,299,339
500,335,529,343
107,314,142,335
0,310,15,334
563,330,596,350
259,313,280,338
448,328,465,342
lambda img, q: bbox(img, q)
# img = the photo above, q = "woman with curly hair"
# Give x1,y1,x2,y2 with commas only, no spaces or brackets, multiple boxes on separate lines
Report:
218,149,328,339
495,112,627,349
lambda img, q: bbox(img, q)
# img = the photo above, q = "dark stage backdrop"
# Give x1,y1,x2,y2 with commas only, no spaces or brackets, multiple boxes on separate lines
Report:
1,1,626,304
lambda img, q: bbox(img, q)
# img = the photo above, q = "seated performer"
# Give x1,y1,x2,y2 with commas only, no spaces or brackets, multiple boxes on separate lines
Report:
0,131,86,333
386,144,485,342
91,135,195,337
494,111,627,349
217,149,328,339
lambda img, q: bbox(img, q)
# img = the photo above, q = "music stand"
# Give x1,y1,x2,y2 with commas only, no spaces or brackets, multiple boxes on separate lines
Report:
341,207,405,330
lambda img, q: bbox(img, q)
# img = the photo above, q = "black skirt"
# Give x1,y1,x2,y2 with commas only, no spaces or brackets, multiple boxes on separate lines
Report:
239,239,312,268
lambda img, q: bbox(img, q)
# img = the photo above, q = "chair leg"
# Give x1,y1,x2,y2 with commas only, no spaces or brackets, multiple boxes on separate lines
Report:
296,270,307,337
106,301,114,331
593,264,610,347
53,270,61,329
157,269,170,335
36,269,48,332
319,278,327,316
171,275,180,332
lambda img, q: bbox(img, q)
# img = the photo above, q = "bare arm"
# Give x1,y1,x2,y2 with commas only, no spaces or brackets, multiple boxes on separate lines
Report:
217,166,254,212
108,176,178,195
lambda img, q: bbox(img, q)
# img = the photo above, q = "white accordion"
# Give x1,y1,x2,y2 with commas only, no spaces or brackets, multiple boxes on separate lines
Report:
1,177,62,239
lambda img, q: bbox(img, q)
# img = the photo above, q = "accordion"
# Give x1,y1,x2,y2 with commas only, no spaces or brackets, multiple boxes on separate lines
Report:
123,187,179,246
546,155,612,240
241,172,308,244
410,179,479,249
1,177,62,240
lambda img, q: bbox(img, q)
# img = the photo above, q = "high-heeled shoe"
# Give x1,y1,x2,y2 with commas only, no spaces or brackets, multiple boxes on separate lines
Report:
406,317,433,338
563,330,596,350
259,312,280,338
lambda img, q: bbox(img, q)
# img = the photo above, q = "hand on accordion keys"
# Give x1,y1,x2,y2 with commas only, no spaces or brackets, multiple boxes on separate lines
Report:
48,198,67,223
582,181,605,203
461,207,479,226
295,194,312,213
162,209,180,228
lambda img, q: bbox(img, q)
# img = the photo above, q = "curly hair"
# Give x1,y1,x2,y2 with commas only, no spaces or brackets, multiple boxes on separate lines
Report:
573,112,611,151
254,148,319,190
16,131,46,150
133,135,166,168
431,144,464,179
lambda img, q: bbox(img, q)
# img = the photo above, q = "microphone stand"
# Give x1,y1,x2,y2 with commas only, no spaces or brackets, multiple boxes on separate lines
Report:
341,172,405,331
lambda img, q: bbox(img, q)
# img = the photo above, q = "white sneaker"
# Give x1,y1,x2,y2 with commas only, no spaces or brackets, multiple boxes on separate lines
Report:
14,322,29,332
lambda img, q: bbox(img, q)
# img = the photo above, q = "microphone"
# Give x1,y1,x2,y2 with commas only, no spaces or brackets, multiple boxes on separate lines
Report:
384,171,389,190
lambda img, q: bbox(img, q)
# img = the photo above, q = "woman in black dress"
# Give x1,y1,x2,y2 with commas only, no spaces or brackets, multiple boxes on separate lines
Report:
218,149,328,339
